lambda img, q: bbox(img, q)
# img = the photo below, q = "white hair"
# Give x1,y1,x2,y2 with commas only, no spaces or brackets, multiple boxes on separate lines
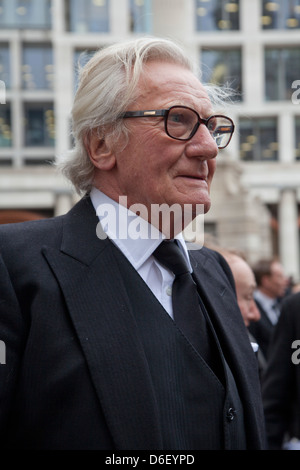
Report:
58,36,233,194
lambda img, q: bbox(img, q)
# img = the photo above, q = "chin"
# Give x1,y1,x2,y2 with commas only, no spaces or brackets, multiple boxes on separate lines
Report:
176,201,209,233
190,191,211,212
203,201,211,214
190,199,211,215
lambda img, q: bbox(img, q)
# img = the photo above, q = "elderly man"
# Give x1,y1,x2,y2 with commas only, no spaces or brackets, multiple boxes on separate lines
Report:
0,37,265,450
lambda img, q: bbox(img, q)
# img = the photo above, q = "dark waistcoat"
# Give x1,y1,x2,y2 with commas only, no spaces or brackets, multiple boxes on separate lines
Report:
117,253,247,450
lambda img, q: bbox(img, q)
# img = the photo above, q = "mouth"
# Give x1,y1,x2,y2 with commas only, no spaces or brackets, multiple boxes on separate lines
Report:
177,174,208,182
184,175,205,179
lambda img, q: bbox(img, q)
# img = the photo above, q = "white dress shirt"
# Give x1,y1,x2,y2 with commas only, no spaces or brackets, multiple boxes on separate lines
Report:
90,187,192,319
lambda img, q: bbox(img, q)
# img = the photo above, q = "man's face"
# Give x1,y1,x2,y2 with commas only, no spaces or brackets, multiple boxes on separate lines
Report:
110,61,218,233
264,262,288,298
230,257,261,327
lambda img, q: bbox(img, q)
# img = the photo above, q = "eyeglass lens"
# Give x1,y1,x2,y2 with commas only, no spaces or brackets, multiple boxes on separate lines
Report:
166,107,233,148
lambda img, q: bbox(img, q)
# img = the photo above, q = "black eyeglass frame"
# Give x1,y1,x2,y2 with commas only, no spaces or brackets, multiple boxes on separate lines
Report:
121,105,235,149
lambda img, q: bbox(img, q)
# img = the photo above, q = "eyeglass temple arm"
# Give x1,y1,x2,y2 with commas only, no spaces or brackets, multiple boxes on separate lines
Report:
122,110,167,118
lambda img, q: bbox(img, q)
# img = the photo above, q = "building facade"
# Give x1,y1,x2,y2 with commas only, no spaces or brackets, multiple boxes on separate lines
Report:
0,0,300,279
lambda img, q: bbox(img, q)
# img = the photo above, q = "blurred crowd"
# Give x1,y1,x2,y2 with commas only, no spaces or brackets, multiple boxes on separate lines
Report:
205,235,300,450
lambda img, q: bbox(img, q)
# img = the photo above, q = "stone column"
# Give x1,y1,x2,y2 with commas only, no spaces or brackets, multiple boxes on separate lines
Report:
278,189,300,280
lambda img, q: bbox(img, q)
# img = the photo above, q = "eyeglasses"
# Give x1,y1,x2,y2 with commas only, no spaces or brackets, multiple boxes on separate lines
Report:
121,105,234,149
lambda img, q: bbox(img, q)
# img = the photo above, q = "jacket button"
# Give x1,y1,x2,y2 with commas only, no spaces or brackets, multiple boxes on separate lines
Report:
226,407,236,422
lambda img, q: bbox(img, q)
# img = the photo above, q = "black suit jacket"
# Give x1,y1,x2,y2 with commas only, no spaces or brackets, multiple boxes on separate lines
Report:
262,292,300,449
248,299,275,359
0,196,266,449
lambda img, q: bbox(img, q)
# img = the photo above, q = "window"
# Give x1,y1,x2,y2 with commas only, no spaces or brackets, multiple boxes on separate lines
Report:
24,157,54,165
0,158,12,166
0,44,10,89
67,0,109,33
73,49,97,92
0,0,52,29
24,102,55,147
129,0,152,33
262,0,300,29
265,48,300,101
195,0,239,31
201,48,242,100
239,117,278,161
22,44,53,90
0,104,12,147
296,117,300,160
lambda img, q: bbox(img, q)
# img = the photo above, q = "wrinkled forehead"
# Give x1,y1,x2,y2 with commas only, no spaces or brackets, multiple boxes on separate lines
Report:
135,61,213,113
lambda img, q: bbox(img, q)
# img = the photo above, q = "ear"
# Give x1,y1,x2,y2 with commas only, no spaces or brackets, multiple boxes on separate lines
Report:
85,130,116,171
261,274,270,289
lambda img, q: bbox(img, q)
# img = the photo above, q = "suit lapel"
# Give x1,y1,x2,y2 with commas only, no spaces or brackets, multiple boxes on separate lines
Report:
255,300,274,327
189,247,267,446
189,248,259,385
42,197,162,450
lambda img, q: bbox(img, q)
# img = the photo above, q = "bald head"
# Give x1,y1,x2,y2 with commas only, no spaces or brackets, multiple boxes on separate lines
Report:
223,252,261,327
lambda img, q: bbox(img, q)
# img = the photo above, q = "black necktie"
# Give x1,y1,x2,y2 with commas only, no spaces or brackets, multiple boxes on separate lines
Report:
271,300,280,322
153,240,214,365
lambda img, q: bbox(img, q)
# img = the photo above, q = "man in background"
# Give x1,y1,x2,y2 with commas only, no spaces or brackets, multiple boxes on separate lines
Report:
208,247,267,379
262,291,300,449
248,258,288,359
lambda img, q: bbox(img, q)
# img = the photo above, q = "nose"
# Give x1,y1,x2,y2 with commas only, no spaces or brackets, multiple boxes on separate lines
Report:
185,123,218,159
249,300,261,323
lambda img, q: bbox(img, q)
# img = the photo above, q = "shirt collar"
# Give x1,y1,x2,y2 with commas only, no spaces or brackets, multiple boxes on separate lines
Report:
90,187,192,272
254,289,276,308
